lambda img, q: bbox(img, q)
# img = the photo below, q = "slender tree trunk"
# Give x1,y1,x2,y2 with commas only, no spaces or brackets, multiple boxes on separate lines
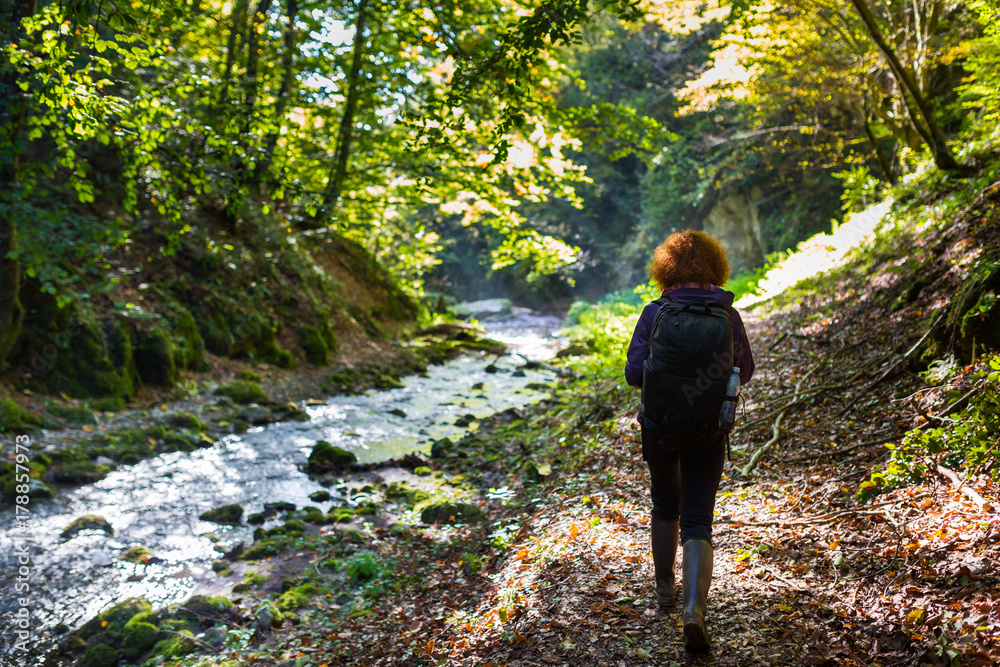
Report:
0,0,36,366
848,0,961,172
242,0,274,131
255,0,298,183
862,111,897,185
218,0,248,109
314,0,369,222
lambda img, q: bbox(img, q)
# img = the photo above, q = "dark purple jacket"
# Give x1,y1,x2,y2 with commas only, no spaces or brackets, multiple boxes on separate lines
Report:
625,287,755,389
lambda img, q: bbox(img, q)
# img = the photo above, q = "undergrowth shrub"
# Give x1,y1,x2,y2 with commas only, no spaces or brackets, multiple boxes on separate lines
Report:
859,356,1000,500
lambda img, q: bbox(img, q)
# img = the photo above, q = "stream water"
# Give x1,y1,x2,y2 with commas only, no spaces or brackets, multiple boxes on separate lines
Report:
0,310,564,659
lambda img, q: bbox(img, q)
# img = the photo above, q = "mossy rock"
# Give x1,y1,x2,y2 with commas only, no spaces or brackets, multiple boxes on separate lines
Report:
420,502,486,525
45,404,98,425
247,512,266,525
51,461,110,484
283,519,306,533
2,476,55,500
232,571,268,593
62,515,114,540
120,546,153,563
165,412,208,430
150,630,197,659
92,396,125,412
75,642,118,667
413,466,432,476
199,504,242,524
134,326,177,387
299,325,330,366
79,598,152,638
355,504,378,517
276,582,318,611
0,398,54,433
121,616,160,660
173,308,209,372
180,595,235,624
308,490,331,502
272,401,310,422
238,368,262,382
307,440,357,470
218,380,268,404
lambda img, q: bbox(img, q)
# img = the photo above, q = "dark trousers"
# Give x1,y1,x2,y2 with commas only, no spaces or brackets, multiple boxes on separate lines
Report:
641,420,726,544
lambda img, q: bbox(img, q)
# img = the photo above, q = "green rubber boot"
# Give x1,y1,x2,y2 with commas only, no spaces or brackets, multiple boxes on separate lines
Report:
681,538,714,651
651,518,679,607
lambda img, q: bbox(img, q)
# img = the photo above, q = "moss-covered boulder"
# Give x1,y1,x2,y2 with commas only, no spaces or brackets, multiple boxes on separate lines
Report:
217,380,268,404
199,504,243,525
307,440,356,470
51,461,110,484
150,630,197,660
247,512,266,525
2,476,55,500
120,546,153,563
0,398,54,433
179,595,236,624
121,613,161,660
276,583,318,611
75,642,118,667
134,326,177,386
62,515,114,539
420,502,486,525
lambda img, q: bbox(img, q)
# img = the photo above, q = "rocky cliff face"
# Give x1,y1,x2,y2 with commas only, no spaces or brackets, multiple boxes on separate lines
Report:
701,189,766,274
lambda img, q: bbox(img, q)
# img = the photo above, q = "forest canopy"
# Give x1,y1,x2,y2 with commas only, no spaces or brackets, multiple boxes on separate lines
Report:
2,0,1000,363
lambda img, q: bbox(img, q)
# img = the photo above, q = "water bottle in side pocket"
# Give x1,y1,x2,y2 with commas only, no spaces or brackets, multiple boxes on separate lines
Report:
719,366,740,431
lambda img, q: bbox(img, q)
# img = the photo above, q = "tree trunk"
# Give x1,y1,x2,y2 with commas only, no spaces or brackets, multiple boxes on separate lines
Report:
242,0,274,131
255,0,298,183
218,0,249,109
0,0,37,367
862,110,897,185
312,0,369,223
848,0,962,172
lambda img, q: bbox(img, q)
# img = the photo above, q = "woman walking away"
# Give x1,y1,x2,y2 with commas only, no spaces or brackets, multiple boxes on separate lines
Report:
624,231,755,652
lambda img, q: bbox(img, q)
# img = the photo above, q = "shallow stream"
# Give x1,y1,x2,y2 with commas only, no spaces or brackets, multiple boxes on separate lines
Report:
0,310,564,659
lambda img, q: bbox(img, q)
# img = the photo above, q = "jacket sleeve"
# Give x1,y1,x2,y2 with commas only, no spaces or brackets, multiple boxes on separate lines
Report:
624,303,658,388
729,308,755,385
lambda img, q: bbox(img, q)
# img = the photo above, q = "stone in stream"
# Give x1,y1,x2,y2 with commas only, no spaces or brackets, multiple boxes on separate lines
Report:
454,414,477,427
247,512,266,525
307,440,357,471
263,501,296,516
271,401,310,422
61,515,114,540
420,502,487,525
430,437,454,458
471,382,484,390
199,504,243,524
387,408,407,418
120,546,154,563
308,490,331,502
94,455,116,466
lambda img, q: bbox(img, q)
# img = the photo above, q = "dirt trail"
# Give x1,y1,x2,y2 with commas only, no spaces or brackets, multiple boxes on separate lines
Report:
311,300,998,667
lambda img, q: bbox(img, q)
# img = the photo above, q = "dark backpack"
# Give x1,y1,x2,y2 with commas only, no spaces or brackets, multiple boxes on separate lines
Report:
641,296,734,438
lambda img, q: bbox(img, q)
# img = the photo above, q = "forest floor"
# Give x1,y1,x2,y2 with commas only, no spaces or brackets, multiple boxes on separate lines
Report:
257,303,996,667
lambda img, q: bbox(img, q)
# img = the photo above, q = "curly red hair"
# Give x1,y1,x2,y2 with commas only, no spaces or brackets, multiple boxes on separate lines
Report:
648,231,730,289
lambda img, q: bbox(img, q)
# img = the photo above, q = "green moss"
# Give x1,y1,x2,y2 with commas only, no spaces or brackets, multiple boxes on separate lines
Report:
307,440,357,470
237,368,262,382
239,534,294,560
420,501,486,525
81,598,151,636
299,325,331,366
120,546,153,563
413,466,432,476
180,595,234,623
75,642,118,667
134,326,177,386
276,582,318,611
91,396,125,412
199,504,242,524
1,476,55,500
51,461,110,484
45,403,98,425
218,380,268,404
247,512,266,525
173,308,208,372
232,571,268,592
150,630,196,659
121,617,160,660
283,519,306,533
62,515,114,539
166,412,208,430
0,399,53,432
